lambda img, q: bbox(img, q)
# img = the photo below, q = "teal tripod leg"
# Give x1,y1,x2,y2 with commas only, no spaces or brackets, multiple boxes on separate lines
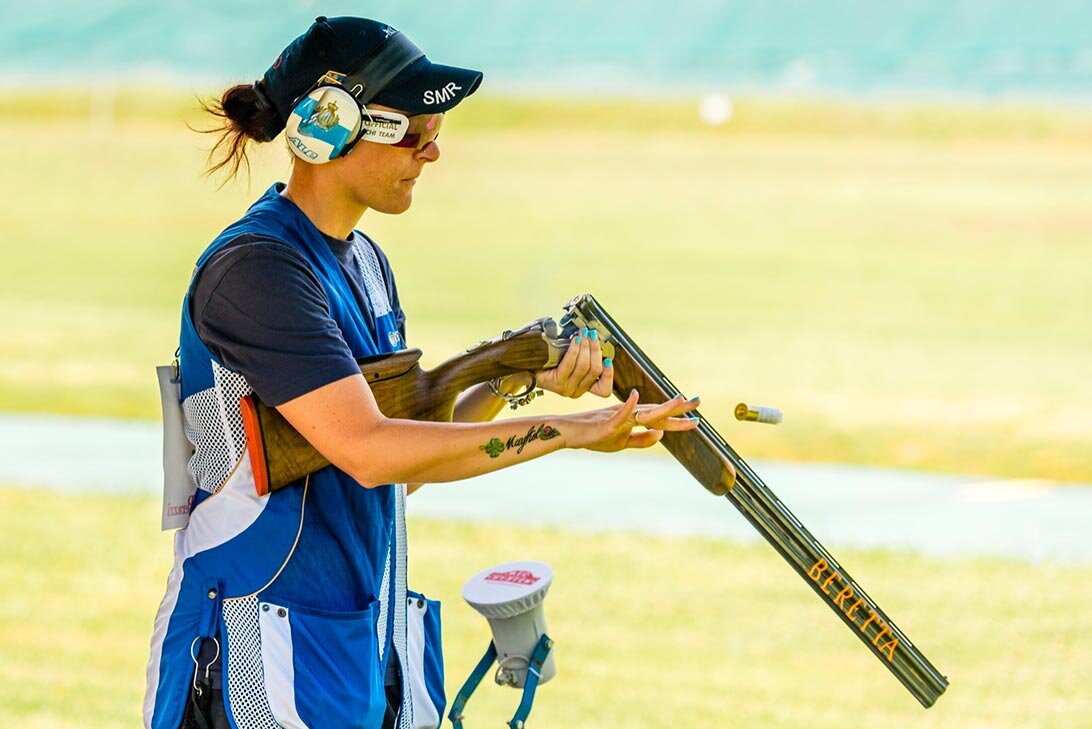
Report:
507,634,553,729
448,641,497,729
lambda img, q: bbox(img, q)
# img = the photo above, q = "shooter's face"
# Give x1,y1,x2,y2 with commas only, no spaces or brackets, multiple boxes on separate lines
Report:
329,105,441,214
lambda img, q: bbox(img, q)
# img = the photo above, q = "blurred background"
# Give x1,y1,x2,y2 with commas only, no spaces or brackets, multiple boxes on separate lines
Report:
1,2,1089,727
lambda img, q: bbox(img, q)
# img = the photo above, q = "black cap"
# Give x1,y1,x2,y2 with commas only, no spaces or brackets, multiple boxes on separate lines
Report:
260,17,482,137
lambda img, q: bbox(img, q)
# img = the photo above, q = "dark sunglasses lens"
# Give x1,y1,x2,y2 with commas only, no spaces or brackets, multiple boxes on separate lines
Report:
400,114,443,149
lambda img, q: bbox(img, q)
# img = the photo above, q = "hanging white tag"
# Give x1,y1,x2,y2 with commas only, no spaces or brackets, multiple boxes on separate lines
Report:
157,365,196,530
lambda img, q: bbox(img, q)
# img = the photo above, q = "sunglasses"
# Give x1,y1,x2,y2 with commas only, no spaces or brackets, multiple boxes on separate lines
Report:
360,109,444,151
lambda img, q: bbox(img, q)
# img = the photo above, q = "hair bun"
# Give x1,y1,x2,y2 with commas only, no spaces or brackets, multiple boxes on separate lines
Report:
220,84,273,142
199,82,283,182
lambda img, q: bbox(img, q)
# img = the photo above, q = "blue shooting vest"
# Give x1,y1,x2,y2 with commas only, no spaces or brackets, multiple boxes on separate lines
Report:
144,185,446,729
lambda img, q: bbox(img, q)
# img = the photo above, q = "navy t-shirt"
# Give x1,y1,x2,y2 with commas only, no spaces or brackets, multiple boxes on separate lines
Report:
190,231,406,405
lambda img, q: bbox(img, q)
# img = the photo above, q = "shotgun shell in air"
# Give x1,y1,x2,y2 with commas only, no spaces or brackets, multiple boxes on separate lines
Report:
735,403,783,425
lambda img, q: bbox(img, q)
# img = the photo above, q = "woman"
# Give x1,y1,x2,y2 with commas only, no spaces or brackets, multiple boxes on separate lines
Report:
145,16,699,729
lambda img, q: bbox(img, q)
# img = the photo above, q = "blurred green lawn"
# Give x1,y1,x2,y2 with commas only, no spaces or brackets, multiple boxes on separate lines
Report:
1,91,1090,480
1,485,1088,728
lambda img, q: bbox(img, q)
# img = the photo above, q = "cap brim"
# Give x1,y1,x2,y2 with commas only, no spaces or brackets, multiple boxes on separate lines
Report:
371,58,483,114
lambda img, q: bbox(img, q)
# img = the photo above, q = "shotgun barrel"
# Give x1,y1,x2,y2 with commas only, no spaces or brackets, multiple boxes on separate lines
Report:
560,293,948,708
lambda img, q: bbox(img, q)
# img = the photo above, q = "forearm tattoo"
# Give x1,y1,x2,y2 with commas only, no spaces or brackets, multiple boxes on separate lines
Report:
479,424,561,459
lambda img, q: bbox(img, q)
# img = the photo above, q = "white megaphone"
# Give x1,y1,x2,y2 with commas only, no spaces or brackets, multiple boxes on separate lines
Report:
461,560,556,688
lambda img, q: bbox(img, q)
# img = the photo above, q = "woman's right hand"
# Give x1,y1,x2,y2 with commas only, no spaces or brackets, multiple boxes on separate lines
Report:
564,389,701,453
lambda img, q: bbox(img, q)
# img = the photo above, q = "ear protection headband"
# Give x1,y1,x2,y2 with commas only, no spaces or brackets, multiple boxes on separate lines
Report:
285,32,424,164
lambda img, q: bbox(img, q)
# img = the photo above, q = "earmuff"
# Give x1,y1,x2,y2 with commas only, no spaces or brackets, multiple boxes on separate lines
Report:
285,32,424,164
285,86,362,163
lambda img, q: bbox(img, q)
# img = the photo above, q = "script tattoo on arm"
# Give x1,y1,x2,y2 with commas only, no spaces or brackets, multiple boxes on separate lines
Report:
479,424,561,459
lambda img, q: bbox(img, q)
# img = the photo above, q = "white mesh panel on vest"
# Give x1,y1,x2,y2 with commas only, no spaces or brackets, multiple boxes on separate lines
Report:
377,541,391,660
184,362,253,494
351,236,392,318
222,595,281,728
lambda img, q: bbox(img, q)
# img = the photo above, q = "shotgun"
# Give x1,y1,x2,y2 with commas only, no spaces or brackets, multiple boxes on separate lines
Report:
239,293,948,708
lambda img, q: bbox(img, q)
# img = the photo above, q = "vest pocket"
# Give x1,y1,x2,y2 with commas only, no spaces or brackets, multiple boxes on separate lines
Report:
405,591,446,729
221,595,385,729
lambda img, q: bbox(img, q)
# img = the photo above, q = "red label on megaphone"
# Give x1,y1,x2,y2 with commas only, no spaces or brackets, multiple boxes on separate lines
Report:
486,569,541,586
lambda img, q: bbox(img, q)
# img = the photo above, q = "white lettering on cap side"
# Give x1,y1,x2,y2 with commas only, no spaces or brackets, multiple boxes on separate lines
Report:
423,82,463,105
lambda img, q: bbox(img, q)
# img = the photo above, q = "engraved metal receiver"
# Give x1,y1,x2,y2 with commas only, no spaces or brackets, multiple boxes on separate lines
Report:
464,316,615,370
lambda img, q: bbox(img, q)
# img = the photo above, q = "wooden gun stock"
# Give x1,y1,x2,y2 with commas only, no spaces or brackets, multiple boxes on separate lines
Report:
240,317,609,495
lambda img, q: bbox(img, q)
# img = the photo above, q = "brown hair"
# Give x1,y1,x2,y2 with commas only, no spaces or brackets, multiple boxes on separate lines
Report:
197,82,281,183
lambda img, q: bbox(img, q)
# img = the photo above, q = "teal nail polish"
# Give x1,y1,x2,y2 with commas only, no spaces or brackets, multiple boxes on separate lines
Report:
689,396,700,402
581,327,589,337
604,357,612,368
574,335,582,344
589,329,598,341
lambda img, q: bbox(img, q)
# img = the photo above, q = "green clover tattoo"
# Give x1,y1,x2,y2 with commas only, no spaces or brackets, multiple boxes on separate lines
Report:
480,438,506,458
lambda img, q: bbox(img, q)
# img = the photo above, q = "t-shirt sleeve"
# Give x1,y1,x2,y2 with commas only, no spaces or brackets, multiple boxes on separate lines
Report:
190,238,362,406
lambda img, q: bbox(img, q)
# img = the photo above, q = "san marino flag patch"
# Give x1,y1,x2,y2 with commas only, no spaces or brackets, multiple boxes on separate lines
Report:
289,91,354,158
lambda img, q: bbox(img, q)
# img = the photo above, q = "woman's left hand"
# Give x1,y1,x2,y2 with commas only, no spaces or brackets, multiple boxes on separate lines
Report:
535,327,613,399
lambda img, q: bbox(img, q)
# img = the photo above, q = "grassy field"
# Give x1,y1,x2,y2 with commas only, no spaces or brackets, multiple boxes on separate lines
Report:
1,90,1090,481
0,485,1088,728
